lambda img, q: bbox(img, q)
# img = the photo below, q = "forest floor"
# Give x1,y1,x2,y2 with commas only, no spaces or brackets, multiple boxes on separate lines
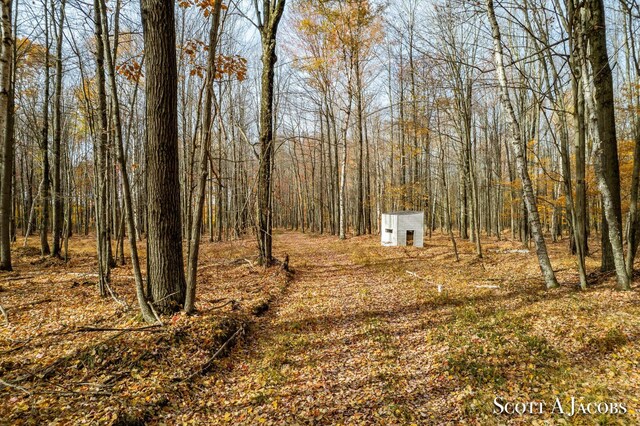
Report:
1,231,640,425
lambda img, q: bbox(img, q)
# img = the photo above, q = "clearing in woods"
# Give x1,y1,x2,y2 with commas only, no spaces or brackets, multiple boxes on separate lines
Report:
1,231,640,425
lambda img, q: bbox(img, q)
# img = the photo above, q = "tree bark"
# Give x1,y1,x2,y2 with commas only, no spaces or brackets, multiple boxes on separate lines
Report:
581,0,629,289
256,0,286,265
487,0,559,289
0,0,13,270
51,0,66,257
99,0,155,322
40,0,51,256
184,0,223,314
140,0,187,312
94,0,111,296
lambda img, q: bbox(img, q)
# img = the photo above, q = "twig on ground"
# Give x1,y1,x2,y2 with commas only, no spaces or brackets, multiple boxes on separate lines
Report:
35,389,112,396
3,275,37,282
60,325,161,334
13,298,52,310
181,325,245,382
104,282,129,310
146,292,180,326
0,378,31,395
405,271,439,286
0,304,7,326
212,300,235,310
150,291,178,306
147,302,164,326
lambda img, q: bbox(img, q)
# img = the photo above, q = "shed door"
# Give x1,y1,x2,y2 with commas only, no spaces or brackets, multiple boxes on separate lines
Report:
406,230,414,246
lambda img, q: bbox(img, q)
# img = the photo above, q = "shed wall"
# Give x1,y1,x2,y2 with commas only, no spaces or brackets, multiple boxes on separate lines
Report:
380,212,423,247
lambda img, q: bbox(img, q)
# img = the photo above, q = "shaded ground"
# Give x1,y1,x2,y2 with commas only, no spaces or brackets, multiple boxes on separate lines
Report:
1,231,640,425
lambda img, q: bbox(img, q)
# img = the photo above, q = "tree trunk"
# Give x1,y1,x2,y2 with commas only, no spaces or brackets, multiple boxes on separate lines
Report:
99,0,155,322
94,0,111,296
51,0,65,257
355,56,364,236
40,0,51,256
0,0,13,270
487,0,558,289
140,0,187,312
581,0,629,289
185,1,222,314
256,0,285,264
622,0,640,277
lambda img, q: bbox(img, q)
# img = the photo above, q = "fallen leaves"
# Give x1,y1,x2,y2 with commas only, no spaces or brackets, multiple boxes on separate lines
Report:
1,232,640,425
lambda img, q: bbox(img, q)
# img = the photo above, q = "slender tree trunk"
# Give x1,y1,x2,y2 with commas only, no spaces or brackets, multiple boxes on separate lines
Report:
99,0,155,321
256,0,286,265
0,0,13,270
94,0,110,296
438,116,459,262
51,0,65,257
185,1,222,314
355,57,364,236
40,0,51,256
487,0,558,289
622,1,640,277
339,129,347,240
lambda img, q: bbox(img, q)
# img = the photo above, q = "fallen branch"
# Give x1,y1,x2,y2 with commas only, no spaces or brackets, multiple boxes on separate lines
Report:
33,388,112,397
13,298,52,310
406,271,444,293
67,272,135,279
147,302,164,326
104,282,129,310
475,284,500,289
405,271,438,286
181,325,245,382
0,340,30,355
61,325,161,334
0,304,7,326
204,299,237,311
490,249,529,254
3,275,37,282
0,378,31,395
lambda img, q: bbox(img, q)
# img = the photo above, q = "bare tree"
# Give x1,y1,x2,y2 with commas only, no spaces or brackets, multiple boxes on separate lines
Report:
255,0,286,265
185,0,223,314
51,0,65,257
486,0,559,289
0,0,13,270
39,0,51,256
580,0,630,290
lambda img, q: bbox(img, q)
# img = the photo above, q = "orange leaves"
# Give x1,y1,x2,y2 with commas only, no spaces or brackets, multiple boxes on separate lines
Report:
181,38,247,82
216,54,248,82
15,37,50,70
291,0,384,88
177,0,227,17
182,38,207,58
116,59,143,83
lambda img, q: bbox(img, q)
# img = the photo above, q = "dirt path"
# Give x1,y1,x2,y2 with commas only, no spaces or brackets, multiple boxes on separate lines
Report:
172,233,466,425
166,232,640,426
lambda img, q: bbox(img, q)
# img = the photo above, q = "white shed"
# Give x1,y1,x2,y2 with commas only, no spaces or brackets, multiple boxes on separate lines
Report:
381,211,424,247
